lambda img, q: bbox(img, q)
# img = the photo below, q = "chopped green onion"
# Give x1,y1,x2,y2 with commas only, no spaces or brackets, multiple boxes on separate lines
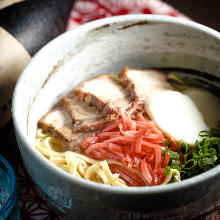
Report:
164,150,179,160
180,135,220,179
164,129,220,181
170,160,180,166
164,166,171,175
164,140,171,147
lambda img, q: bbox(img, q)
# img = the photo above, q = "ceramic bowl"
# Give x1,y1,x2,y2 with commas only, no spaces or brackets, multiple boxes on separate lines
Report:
12,15,220,220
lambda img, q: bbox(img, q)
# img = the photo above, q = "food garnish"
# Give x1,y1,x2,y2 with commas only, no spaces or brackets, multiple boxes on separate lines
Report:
164,126,220,181
83,101,168,186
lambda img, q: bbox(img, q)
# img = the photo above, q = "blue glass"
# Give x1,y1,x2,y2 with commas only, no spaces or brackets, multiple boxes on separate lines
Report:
0,155,20,220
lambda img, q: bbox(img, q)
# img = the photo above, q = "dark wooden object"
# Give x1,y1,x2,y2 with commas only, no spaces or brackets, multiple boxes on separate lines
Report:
0,0,75,55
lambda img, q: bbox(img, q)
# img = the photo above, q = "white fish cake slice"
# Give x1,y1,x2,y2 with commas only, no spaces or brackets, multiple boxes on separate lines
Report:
146,90,209,145
184,88,220,128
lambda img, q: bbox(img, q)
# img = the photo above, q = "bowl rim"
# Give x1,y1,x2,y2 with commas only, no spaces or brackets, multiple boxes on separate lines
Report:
12,14,220,195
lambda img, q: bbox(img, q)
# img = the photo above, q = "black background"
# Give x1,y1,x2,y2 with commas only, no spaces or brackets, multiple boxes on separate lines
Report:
166,0,220,31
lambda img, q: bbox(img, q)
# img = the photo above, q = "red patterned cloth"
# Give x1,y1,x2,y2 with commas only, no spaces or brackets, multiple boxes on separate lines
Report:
66,0,189,30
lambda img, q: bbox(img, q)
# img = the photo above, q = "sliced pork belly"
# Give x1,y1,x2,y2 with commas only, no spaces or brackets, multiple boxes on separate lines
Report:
74,74,131,114
61,96,115,131
38,107,95,152
118,66,208,144
119,66,172,104
55,126,95,152
38,107,72,132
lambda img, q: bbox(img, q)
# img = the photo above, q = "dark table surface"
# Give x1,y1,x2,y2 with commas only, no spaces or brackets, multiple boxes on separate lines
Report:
166,0,220,31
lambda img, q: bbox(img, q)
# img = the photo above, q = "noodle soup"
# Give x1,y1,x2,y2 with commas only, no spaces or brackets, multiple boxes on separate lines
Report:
35,67,220,187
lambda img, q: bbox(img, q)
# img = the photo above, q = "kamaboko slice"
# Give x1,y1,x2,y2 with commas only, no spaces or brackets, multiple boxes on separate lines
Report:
146,90,208,145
